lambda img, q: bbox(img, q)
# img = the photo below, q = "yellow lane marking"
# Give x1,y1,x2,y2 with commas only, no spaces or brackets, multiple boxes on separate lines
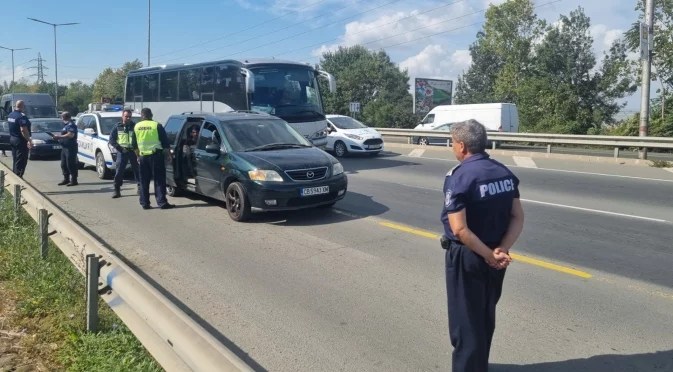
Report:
378,221,593,279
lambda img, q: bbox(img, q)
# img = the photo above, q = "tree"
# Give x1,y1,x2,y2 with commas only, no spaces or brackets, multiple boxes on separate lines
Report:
455,0,546,104
317,45,416,127
92,60,143,102
61,81,93,115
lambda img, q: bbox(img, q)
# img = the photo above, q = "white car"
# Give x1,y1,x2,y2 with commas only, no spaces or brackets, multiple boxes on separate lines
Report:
325,114,384,157
75,109,143,179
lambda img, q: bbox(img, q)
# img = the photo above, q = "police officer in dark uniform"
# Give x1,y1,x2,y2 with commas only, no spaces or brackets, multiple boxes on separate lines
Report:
7,100,33,178
440,119,525,372
52,112,79,186
109,109,140,198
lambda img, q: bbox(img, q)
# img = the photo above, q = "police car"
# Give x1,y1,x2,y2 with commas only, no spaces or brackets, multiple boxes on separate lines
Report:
75,103,142,179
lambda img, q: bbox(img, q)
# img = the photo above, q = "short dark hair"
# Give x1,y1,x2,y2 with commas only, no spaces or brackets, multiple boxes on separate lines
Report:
123,109,133,115
61,111,72,120
141,107,153,119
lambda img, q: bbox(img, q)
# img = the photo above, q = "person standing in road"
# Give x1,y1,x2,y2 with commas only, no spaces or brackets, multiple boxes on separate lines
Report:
440,119,524,372
109,109,140,198
51,112,79,186
7,100,33,178
133,107,174,210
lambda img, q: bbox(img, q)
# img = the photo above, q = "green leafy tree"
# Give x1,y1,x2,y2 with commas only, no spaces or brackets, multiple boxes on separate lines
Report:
92,60,143,102
317,45,415,127
61,81,93,115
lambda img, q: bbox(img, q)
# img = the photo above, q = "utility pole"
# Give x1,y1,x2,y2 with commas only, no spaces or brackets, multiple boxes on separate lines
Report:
148,0,151,66
28,53,48,84
0,45,31,84
638,0,655,160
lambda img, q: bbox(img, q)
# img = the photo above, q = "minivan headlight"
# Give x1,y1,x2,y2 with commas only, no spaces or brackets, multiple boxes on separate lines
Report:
332,162,344,176
249,169,283,182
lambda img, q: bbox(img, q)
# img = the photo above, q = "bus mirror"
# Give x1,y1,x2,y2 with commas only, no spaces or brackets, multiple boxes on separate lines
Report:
319,70,336,93
241,68,255,94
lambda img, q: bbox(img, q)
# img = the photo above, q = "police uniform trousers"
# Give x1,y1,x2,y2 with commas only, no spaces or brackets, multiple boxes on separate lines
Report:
138,151,168,208
9,137,29,177
445,241,506,372
114,149,140,188
60,144,78,181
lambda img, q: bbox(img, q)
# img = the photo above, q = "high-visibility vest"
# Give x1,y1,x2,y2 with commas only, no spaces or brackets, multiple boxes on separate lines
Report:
134,120,162,155
117,124,133,148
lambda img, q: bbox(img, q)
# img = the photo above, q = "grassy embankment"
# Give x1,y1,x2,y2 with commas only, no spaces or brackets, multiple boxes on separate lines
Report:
0,192,163,372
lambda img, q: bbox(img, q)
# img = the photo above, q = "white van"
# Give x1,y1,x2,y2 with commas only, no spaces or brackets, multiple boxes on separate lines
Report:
415,103,519,132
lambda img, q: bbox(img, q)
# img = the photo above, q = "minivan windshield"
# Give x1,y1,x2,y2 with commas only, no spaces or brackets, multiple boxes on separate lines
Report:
31,120,64,132
329,116,367,130
221,119,312,152
25,105,57,119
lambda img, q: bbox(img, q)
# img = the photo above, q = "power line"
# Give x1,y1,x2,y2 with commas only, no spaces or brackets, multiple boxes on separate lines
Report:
154,0,373,65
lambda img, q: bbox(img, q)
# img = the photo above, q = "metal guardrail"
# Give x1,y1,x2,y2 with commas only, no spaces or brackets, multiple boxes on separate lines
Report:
376,128,673,155
0,164,254,372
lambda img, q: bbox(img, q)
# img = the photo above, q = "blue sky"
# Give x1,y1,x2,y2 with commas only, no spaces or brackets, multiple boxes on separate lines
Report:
0,0,647,115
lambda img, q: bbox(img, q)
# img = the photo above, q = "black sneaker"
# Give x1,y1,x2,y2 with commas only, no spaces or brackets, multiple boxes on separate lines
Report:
112,188,121,199
58,179,69,186
142,205,151,210
160,203,175,210
66,180,78,187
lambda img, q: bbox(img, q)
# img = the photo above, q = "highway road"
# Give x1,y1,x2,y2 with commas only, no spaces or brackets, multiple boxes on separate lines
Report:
383,135,673,162
2,152,672,372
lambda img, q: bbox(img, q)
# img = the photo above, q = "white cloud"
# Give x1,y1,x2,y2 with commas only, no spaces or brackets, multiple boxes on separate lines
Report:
591,24,623,57
399,45,471,79
0,65,30,83
311,3,475,56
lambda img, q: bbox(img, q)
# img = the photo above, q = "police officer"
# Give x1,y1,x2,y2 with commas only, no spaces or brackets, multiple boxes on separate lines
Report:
109,109,140,198
440,119,524,372
52,112,78,186
7,100,33,178
133,108,174,210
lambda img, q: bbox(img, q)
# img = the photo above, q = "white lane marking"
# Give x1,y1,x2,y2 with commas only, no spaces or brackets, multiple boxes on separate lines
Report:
397,154,673,183
512,156,537,168
353,177,669,223
408,149,425,157
664,168,673,174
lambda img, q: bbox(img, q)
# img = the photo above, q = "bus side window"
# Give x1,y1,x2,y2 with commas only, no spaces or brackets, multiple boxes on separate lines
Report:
179,69,200,101
160,72,178,102
214,65,246,110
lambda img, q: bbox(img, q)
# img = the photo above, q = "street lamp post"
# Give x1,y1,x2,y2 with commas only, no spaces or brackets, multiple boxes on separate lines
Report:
0,46,31,84
148,0,151,66
27,18,79,110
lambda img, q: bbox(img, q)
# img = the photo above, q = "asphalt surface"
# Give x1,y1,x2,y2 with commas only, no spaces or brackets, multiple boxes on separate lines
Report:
2,152,672,372
384,135,673,161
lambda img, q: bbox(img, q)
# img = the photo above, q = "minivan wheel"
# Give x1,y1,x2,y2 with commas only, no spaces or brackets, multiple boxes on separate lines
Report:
96,151,112,179
225,182,251,222
334,141,348,157
167,185,183,197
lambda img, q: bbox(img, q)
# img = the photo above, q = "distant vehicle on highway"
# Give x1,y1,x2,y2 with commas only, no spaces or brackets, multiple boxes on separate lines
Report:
75,104,143,179
163,111,348,222
0,93,58,120
123,58,337,149
0,118,64,159
412,122,454,146
414,103,519,134
324,114,384,157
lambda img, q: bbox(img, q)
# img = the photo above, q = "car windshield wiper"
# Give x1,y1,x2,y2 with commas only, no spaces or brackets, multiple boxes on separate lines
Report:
245,143,310,152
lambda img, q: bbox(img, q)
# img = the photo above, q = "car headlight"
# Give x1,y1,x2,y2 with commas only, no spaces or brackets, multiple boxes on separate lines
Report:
249,169,284,182
332,162,344,176
33,139,46,145
345,133,363,141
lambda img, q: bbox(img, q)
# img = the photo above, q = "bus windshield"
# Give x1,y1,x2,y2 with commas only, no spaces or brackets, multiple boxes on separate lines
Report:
249,67,324,123
25,105,57,119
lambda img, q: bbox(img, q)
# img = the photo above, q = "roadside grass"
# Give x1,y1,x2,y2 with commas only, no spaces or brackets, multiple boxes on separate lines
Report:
0,194,163,372
649,160,673,168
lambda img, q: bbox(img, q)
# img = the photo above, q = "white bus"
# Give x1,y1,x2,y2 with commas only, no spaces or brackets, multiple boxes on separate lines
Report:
123,58,336,148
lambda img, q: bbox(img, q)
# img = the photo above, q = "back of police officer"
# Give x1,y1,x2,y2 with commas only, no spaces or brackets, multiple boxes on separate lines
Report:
53,112,79,186
7,100,33,178
440,119,525,372
133,108,174,210
109,109,140,198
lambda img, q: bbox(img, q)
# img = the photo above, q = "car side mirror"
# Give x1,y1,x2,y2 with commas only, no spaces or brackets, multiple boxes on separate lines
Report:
205,143,224,155
84,128,96,135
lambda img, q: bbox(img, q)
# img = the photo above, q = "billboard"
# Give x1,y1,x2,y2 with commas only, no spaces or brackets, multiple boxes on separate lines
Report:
413,78,453,114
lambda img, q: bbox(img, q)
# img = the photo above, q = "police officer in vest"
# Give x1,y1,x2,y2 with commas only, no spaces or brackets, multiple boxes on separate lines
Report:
440,119,525,372
109,109,140,198
51,112,78,186
7,100,33,178
133,108,174,210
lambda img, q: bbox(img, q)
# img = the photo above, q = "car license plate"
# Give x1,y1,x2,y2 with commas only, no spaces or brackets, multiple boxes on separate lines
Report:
301,186,329,196
52,145,61,149
368,145,382,149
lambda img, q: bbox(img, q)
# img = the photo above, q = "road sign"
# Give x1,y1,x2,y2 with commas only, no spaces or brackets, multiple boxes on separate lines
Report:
349,102,360,113
640,21,650,61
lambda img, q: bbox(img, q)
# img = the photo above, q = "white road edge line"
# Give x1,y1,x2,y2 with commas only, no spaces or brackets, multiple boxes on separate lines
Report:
360,178,669,223
408,149,425,157
512,156,538,168
398,154,673,183
664,168,673,174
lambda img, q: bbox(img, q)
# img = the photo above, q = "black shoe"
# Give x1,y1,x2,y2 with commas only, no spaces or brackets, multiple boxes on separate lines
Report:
142,205,151,210
160,203,175,210
58,179,69,186
66,179,78,187
112,187,121,199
